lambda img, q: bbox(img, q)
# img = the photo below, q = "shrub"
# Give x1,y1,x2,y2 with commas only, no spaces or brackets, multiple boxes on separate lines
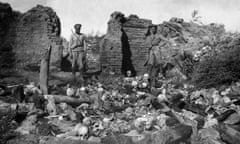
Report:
191,37,240,88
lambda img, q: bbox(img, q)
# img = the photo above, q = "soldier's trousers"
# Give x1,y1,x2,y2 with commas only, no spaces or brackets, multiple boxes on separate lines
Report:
147,63,164,88
72,51,85,76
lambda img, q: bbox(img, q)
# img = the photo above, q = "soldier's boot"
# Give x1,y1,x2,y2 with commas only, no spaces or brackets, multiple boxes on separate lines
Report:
147,65,151,75
147,65,153,85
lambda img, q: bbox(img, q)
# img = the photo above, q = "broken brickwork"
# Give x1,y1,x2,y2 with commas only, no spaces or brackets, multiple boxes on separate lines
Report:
0,2,62,71
101,12,222,75
100,12,152,75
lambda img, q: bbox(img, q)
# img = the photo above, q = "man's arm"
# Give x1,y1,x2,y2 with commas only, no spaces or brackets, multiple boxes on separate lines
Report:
68,35,74,59
69,36,73,52
83,35,87,51
158,34,170,42
158,34,176,46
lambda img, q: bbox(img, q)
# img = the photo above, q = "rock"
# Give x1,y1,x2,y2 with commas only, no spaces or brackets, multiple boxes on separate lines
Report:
218,124,240,144
199,128,220,140
124,130,145,142
7,134,39,144
39,136,99,144
15,115,38,135
88,136,101,143
101,134,133,144
224,112,240,125
45,95,57,115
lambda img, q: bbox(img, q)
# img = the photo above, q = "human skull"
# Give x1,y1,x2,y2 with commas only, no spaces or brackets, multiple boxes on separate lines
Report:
131,80,138,87
80,87,86,91
59,102,68,111
203,115,218,128
212,91,220,104
158,94,167,102
101,92,109,101
92,121,104,136
103,117,113,128
142,82,148,88
135,76,142,81
193,51,202,61
29,82,36,88
45,95,57,115
222,96,231,103
127,70,132,77
97,87,104,92
134,117,147,132
125,107,134,117
97,82,103,88
145,116,155,130
74,124,89,140
76,104,89,117
221,88,231,96
111,90,118,97
24,82,37,95
143,73,149,80
156,114,169,130
58,115,64,121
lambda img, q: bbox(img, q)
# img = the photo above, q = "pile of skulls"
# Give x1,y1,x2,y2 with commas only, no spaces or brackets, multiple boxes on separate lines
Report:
2,72,240,144
122,71,150,89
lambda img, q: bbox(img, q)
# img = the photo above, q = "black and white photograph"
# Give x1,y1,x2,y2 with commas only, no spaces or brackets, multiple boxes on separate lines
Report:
0,0,240,143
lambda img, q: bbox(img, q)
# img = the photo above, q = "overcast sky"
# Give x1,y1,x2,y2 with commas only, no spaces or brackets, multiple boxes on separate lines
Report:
1,0,240,39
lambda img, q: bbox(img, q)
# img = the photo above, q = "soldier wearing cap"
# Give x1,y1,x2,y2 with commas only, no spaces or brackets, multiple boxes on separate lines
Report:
69,24,86,83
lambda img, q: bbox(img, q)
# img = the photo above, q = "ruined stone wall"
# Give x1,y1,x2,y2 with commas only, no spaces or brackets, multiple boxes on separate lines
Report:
0,2,62,71
0,3,16,69
100,12,123,73
101,12,218,75
122,15,152,74
101,12,152,74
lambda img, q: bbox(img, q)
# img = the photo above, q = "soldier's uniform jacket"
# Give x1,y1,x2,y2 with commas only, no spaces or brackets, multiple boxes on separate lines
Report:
69,33,85,52
145,34,165,66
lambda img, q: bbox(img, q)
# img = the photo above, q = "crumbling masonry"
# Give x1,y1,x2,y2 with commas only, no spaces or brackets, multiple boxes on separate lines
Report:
0,2,62,71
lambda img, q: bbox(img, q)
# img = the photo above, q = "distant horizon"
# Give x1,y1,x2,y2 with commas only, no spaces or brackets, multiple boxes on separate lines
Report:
1,0,240,39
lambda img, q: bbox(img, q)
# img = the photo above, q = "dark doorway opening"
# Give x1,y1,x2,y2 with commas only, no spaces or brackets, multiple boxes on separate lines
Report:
121,28,136,77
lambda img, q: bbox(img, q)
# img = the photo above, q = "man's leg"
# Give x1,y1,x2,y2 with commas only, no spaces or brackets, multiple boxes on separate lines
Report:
147,64,152,76
150,66,157,88
72,52,77,77
151,63,164,88
147,64,154,87
78,52,84,85
158,63,164,77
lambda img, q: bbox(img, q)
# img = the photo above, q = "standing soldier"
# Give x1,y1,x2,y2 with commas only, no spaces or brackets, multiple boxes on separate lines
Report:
69,24,86,84
145,25,174,88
